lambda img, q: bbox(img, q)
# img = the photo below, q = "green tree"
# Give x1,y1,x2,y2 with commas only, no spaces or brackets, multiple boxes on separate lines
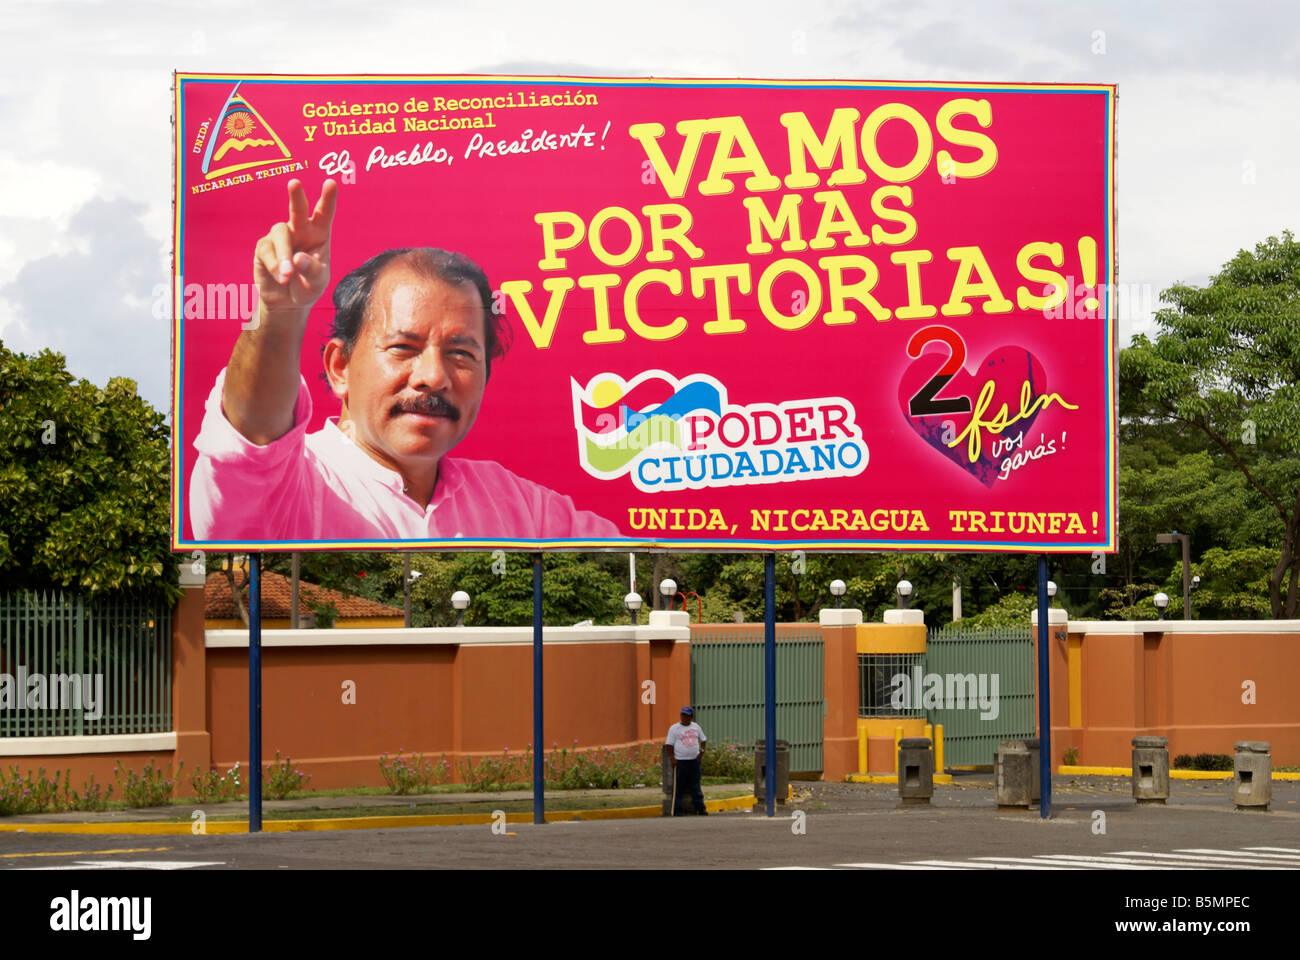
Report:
1122,231,1300,617
0,343,177,598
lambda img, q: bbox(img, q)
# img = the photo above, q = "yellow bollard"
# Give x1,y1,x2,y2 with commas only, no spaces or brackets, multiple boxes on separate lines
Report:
935,724,945,774
894,725,904,774
858,725,868,776
924,722,933,745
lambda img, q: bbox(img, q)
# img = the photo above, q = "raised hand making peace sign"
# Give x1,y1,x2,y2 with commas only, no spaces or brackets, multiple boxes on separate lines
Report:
253,178,339,315
224,178,339,445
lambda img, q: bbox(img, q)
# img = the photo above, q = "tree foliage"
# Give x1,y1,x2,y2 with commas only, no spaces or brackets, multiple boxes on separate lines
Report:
0,343,177,599
1121,231,1300,616
13,224,1300,624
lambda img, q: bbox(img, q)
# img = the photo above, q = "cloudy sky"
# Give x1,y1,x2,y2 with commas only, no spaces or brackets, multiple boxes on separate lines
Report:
0,0,1296,414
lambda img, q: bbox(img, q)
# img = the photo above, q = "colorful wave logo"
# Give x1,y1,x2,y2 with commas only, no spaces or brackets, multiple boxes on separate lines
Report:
572,372,723,476
201,82,292,180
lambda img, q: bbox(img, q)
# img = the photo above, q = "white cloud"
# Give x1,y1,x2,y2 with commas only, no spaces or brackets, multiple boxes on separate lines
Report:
0,153,101,221
0,0,1296,399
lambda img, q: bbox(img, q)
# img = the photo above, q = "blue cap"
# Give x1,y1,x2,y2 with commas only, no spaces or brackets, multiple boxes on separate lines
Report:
680,706,694,716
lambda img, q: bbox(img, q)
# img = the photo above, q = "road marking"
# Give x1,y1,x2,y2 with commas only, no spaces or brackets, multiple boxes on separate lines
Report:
1034,854,1241,869
1115,850,1295,867
906,860,1073,870
1175,847,1300,862
779,845,1297,871
836,862,977,870
0,846,173,860
18,860,224,871
972,856,1170,870
761,866,833,870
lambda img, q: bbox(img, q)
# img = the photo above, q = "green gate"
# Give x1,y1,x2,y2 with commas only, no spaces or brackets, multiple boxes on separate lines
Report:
923,624,1036,768
689,625,824,773
0,591,173,737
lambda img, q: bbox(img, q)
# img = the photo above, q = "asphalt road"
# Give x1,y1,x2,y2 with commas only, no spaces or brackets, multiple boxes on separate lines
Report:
1,777,1296,871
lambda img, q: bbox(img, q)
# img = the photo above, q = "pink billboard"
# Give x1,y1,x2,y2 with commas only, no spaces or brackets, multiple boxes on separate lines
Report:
172,74,1117,552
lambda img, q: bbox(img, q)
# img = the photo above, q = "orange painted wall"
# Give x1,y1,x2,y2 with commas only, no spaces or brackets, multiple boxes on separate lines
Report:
202,638,689,790
820,623,860,780
1,587,692,794
1054,625,1300,766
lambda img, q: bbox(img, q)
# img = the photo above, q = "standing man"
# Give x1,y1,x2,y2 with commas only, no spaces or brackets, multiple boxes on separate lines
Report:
664,706,708,816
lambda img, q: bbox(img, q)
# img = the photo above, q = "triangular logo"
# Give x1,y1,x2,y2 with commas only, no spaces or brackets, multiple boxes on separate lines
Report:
201,82,292,180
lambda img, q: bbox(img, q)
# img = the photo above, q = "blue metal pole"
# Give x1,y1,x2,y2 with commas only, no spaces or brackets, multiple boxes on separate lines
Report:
1037,554,1051,820
764,552,776,817
249,552,262,833
533,553,544,825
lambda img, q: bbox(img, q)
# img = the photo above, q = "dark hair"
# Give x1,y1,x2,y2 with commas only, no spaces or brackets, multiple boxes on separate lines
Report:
327,247,510,378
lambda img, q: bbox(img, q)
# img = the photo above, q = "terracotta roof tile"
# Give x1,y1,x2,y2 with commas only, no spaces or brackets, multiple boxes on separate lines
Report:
205,570,402,621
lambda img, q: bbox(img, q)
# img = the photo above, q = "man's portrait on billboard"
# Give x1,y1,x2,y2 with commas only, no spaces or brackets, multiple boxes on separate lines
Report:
188,178,618,541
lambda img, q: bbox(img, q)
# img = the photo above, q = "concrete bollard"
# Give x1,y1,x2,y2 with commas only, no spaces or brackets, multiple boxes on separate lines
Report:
1233,741,1272,811
754,739,790,804
897,738,934,805
995,738,1041,808
1132,736,1170,804
998,738,1040,806
996,740,1032,808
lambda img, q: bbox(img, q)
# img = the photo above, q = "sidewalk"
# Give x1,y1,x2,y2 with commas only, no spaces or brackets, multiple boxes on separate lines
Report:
0,783,757,829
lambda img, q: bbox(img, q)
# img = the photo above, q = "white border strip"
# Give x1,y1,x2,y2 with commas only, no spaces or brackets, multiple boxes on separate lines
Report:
206,625,691,648
0,732,177,757
1065,619,1300,635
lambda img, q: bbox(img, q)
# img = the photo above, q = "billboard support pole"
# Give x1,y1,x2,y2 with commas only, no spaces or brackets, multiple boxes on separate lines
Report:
764,552,776,818
249,552,262,833
1036,553,1051,820
533,552,544,825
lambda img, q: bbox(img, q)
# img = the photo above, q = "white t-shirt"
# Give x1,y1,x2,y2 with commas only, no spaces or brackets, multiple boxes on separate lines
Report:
665,722,707,760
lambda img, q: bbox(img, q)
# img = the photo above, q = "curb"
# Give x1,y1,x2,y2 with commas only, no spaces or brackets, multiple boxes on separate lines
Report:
845,774,954,785
0,793,758,836
1059,765,1300,781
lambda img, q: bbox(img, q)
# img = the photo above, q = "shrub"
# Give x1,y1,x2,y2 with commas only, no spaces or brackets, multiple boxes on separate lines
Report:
71,774,113,812
114,759,182,808
263,751,311,800
0,766,116,815
1063,746,1080,766
191,762,243,803
550,743,658,789
1172,753,1234,771
458,747,532,791
379,750,451,794
701,740,754,781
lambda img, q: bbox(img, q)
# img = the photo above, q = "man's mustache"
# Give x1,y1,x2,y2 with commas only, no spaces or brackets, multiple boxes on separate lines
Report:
391,394,461,420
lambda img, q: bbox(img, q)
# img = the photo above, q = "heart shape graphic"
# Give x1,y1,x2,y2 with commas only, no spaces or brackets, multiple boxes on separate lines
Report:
897,345,1049,488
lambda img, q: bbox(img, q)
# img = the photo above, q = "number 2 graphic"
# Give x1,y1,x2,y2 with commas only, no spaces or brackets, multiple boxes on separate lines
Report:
906,325,973,417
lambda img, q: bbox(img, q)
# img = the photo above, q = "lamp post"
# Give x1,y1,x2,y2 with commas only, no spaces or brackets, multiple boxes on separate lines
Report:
624,591,643,625
451,590,470,627
659,578,677,611
404,566,422,629
1047,580,1057,600
1153,592,1169,621
1155,532,1191,618
896,579,913,609
829,579,846,608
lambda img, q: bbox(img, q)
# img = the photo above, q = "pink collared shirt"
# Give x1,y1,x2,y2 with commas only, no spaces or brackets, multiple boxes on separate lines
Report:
189,368,620,542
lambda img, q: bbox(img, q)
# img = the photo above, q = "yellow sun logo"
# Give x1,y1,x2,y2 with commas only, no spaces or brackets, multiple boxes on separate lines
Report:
224,111,256,139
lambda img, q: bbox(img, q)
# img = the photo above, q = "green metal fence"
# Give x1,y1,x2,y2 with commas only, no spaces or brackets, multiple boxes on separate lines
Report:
923,624,1036,768
689,625,824,773
0,591,172,737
